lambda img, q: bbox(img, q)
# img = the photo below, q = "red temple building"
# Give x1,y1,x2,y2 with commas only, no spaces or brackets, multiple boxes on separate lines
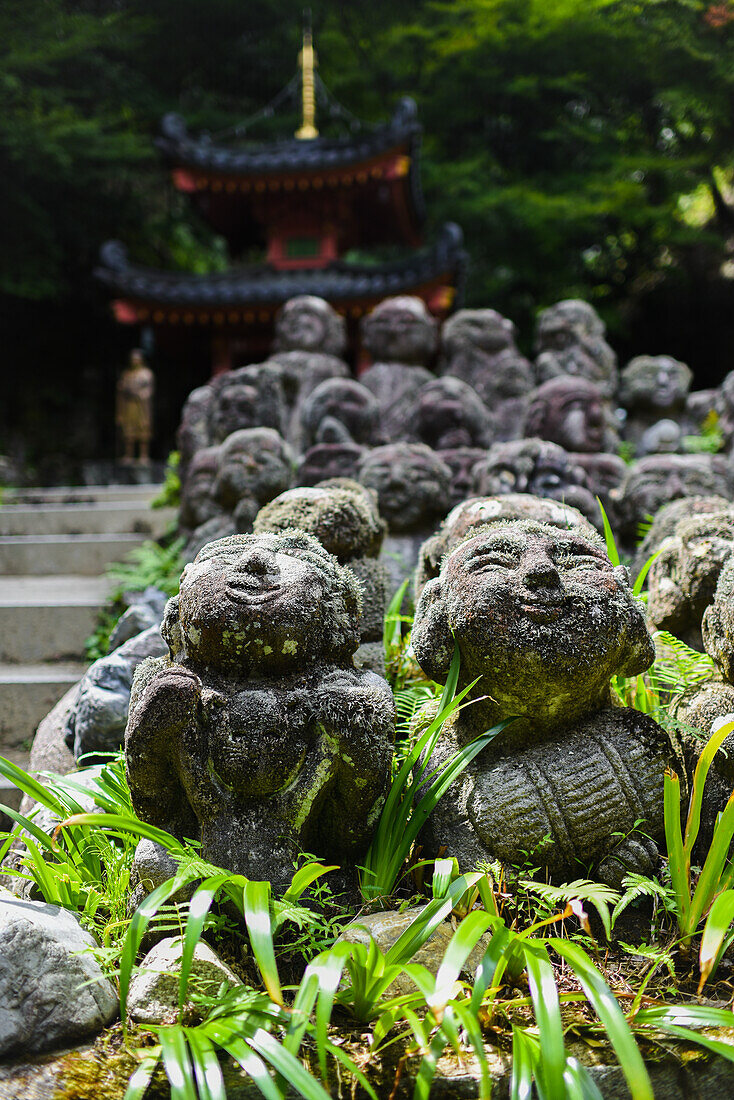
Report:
96,32,466,377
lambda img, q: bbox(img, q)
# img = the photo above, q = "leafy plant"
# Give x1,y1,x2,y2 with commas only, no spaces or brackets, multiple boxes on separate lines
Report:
664,716,734,989
360,644,508,901
150,450,181,510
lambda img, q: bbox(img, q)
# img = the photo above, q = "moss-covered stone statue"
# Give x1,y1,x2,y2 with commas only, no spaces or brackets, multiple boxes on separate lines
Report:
125,532,395,888
411,519,681,884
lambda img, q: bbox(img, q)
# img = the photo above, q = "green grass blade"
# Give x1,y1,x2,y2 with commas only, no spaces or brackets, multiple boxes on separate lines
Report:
663,770,690,934
523,945,566,1098
634,1004,734,1029
57,812,188,855
385,874,481,965
469,920,514,1014
180,874,230,1014
688,793,734,934
123,1049,161,1100
249,1028,332,1100
698,889,734,991
510,1027,535,1100
596,498,620,566
186,1028,226,1100
637,1022,734,1062
563,1057,604,1100
431,857,456,900
412,1018,449,1100
282,861,338,902
206,1030,282,1100
0,755,70,816
685,718,734,853
453,1001,493,1100
429,909,494,1013
158,1025,197,1100
244,880,282,1005
550,939,653,1100
632,549,661,597
120,876,193,1022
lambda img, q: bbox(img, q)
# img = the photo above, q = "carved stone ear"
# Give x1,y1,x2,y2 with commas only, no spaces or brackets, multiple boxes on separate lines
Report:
411,578,454,684
161,595,184,659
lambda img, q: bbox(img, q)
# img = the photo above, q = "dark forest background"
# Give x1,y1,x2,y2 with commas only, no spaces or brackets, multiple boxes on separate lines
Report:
2,0,734,481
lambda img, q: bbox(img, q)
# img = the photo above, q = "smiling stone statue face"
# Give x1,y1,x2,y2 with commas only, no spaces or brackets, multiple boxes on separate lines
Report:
412,521,654,730
175,532,360,674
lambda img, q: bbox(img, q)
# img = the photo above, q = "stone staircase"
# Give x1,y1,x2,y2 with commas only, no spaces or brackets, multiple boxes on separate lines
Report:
0,485,175,818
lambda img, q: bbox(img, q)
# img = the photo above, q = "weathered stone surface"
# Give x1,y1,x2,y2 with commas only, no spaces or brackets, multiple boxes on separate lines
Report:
703,556,734,682
272,295,347,358
213,427,294,514
254,483,388,644
0,890,117,1056
359,362,434,442
523,375,618,454
438,447,486,509
208,363,288,444
619,355,692,454
125,532,395,887
410,377,493,450
411,520,678,879
299,378,380,449
127,935,242,1025
296,441,366,485
633,495,730,577
473,439,599,526
339,909,487,997
358,443,452,534
415,493,597,599
178,445,224,532
440,308,534,440
361,296,437,365
646,509,734,648
615,454,733,544
534,299,618,396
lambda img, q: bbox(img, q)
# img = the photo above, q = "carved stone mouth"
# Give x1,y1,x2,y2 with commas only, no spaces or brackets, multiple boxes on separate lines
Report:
519,598,566,623
226,583,280,605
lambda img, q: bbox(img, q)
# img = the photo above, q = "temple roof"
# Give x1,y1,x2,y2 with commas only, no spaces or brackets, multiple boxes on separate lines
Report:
157,97,421,179
155,98,425,249
95,223,466,323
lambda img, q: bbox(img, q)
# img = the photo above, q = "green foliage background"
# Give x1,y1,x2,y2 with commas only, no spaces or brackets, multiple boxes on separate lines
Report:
2,0,734,474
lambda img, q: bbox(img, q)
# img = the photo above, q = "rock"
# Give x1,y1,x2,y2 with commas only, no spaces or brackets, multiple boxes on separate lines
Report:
0,890,117,1056
127,935,242,1024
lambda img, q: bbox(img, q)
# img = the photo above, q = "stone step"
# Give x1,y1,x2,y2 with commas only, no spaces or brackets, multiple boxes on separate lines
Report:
0,576,112,663
0,663,86,756
0,533,148,576
5,483,163,505
0,502,175,537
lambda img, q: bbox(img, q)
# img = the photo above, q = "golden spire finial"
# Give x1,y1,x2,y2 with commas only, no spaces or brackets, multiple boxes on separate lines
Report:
296,11,318,140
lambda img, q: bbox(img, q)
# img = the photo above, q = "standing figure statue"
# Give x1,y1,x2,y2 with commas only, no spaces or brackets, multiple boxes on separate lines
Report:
117,349,154,463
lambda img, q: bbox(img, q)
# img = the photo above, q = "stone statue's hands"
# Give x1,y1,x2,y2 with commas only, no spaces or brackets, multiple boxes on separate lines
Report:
134,665,203,734
597,835,660,891
313,668,395,737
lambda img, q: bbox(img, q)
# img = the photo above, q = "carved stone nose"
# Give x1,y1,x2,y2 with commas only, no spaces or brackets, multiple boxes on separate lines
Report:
520,553,561,589
241,547,273,575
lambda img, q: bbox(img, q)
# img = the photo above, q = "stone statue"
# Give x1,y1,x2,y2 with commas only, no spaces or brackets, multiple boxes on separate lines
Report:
254,481,389,673
296,442,366,486
299,379,381,449
410,377,493,450
117,349,154,463
618,355,693,454
177,385,214,482
359,297,438,441
440,309,534,440
125,532,395,887
523,376,619,454
208,364,287,444
273,295,347,358
646,508,734,649
179,446,224,534
213,428,294,515
415,494,599,600
614,454,733,544
633,495,731,579
473,439,599,527
357,443,452,590
439,447,487,510
411,520,680,882
534,300,618,397
572,453,627,528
